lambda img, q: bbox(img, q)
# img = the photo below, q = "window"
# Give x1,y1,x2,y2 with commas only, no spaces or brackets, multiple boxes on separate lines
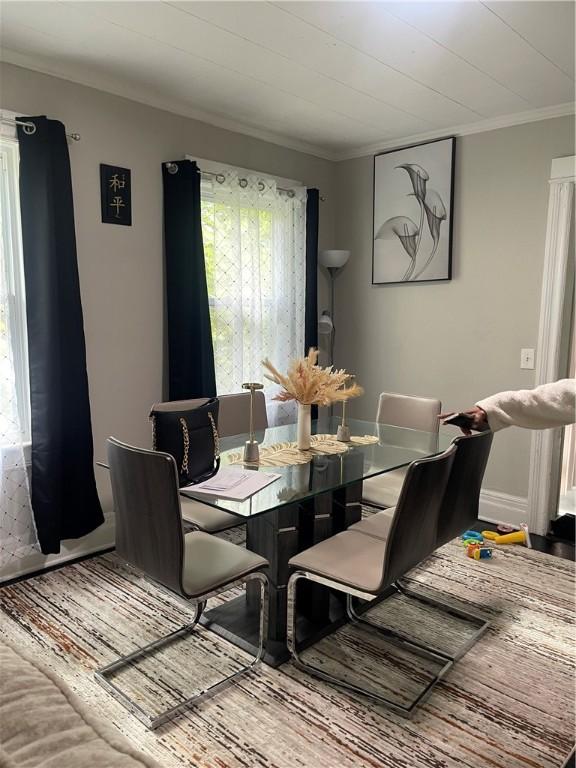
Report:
0,124,36,574
199,162,306,424
0,135,30,445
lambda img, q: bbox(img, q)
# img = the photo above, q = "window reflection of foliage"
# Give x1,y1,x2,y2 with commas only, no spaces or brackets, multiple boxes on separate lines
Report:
201,198,276,395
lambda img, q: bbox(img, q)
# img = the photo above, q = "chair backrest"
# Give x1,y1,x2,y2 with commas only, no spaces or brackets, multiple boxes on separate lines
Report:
107,437,185,595
218,391,268,437
436,430,494,548
380,444,456,588
376,392,441,434
150,392,268,439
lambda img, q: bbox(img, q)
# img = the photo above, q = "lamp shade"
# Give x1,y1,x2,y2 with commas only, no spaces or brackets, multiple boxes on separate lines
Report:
319,249,350,269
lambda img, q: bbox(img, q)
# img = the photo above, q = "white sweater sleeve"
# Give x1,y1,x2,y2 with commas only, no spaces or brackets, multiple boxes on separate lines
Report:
475,379,576,432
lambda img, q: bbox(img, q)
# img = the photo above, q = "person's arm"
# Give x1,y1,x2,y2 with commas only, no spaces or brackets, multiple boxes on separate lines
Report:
475,379,576,432
439,407,488,435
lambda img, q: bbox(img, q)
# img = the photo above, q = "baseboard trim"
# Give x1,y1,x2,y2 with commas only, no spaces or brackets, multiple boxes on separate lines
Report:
479,489,528,529
0,516,115,584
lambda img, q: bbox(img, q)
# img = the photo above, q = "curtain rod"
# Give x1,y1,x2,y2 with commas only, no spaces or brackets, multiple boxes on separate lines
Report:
0,116,81,141
165,162,325,201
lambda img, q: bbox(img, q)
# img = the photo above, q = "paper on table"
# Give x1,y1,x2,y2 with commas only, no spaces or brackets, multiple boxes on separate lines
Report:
182,468,281,501
193,468,252,492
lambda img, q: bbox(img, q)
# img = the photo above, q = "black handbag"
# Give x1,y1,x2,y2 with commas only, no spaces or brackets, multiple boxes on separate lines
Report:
149,398,220,487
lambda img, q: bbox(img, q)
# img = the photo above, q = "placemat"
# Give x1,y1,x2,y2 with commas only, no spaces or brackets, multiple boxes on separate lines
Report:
227,433,378,467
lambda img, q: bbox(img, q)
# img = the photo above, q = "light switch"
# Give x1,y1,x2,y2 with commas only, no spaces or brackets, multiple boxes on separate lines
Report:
520,348,535,369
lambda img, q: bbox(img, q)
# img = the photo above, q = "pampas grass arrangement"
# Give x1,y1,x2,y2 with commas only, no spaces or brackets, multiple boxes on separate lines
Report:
262,348,363,407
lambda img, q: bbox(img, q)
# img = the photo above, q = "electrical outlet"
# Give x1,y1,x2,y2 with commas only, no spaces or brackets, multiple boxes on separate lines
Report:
520,348,535,369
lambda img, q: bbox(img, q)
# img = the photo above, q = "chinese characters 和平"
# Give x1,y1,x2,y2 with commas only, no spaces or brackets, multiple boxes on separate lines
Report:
100,164,131,226
109,174,125,218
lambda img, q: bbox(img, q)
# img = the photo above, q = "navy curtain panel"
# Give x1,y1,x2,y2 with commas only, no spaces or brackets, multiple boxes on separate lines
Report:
304,188,319,355
17,116,103,555
305,189,320,421
163,160,216,400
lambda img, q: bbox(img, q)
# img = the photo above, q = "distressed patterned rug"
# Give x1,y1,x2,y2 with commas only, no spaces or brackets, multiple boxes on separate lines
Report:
0,532,573,768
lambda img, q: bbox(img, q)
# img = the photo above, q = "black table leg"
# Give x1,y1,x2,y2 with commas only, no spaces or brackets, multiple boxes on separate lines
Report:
201,478,363,667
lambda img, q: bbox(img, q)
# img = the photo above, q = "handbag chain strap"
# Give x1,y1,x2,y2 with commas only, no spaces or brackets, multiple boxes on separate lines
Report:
179,412,220,476
208,412,220,459
179,417,191,474
151,415,157,451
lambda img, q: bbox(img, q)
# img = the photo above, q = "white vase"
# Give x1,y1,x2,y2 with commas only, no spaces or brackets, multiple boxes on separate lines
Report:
297,403,312,450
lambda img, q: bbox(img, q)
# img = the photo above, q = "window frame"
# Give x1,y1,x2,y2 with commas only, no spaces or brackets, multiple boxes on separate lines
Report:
0,134,31,443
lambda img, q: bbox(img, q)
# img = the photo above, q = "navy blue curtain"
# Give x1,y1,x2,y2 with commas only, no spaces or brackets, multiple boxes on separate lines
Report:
305,189,319,355
17,116,103,554
162,160,216,400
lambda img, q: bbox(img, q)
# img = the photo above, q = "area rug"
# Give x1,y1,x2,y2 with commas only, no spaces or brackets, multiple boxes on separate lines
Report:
0,536,573,768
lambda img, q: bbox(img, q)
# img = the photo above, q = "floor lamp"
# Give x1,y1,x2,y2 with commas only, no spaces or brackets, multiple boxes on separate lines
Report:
318,249,350,365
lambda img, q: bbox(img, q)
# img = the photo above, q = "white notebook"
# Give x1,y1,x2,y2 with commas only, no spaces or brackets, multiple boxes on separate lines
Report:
182,467,281,501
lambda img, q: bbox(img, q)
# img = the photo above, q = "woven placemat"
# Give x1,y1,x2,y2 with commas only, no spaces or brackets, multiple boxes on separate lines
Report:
227,433,378,467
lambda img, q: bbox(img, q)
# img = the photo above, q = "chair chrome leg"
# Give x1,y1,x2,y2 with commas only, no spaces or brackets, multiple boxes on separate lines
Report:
94,573,269,729
347,579,489,663
253,572,269,664
393,578,490,661
287,571,453,717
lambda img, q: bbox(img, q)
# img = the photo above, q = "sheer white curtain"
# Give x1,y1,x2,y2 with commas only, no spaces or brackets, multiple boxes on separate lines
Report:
0,133,38,572
201,169,306,425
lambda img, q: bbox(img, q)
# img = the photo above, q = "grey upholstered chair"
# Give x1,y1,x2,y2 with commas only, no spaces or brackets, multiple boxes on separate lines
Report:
348,429,493,663
351,431,493,547
287,444,456,715
435,430,493,548
218,390,268,437
362,391,442,509
95,437,269,730
154,391,268,533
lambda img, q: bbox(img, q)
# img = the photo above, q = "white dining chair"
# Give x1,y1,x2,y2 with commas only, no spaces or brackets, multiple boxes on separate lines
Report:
362,392,441,509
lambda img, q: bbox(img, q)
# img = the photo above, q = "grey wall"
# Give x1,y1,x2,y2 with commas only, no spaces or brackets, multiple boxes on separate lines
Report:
2,60,573,512
334,116,575,498
0,62,337,515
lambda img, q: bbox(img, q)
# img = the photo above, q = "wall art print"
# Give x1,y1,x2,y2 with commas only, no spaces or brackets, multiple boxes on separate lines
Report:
372,137,454,284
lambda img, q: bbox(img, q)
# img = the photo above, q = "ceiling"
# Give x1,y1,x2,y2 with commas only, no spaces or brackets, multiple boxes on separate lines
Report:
1,1,574,160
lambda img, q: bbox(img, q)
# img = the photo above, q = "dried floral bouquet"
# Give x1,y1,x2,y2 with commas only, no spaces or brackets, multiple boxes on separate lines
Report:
262,348,363,406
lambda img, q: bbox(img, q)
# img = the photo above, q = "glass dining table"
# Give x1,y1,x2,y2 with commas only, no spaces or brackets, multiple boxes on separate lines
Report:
181,416,452,667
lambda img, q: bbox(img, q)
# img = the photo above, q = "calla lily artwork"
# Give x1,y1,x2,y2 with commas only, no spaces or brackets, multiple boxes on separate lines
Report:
372,137,454,284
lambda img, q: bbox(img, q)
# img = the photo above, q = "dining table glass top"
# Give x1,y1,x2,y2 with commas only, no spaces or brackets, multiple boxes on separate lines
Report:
180,417,453,519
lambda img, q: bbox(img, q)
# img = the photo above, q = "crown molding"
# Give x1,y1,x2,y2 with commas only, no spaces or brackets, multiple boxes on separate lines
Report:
334,102,576,161
2,50,573,165
0,49,339,162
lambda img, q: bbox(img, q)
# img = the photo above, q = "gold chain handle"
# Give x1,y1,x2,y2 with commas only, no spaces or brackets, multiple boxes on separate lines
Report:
179,413,220,476
208,412,220,458
151,414,157,450
179,417,190,474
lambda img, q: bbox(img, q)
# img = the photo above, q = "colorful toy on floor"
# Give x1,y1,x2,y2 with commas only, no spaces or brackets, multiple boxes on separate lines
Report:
466,545,493,560
460,530,484,546
460,530,494,561
496,523,516,534
482,522,532,549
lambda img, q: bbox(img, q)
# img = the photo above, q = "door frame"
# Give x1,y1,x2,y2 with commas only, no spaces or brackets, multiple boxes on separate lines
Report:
527,156,575,535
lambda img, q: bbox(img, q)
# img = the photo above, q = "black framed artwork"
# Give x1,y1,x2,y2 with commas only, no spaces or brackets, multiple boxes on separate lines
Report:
100,164,131,226
372,137,455,285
